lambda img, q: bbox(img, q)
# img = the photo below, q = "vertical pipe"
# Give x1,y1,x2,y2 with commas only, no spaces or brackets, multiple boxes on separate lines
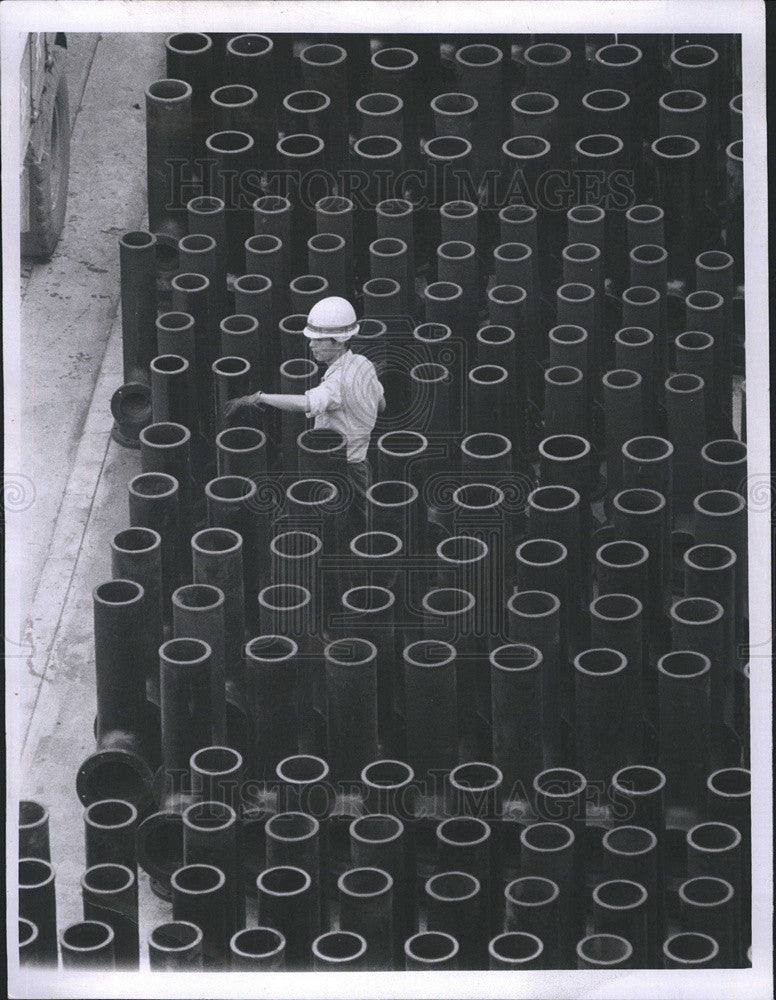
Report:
440,200,478,248
504,876,561,967
60,921,115,969
19,859,57,965
19,801,50,862
18,918,41,968
538,435,593,559
436,818,493,936
119,231,157,384
138,423,193,557
225,34,277,159
602,825,661,965
253,195,292,305
662,931,719,969
700,439,747,495
350,814,409,964
230,927,286,970
670,597,726,735
165,32,213,154
245,636,300,782
626,204,665,252
376,198,415,276
590,594,644,739
577,933,633,969
356,92,404,145
520,822,576,963
205,131,256,273
290,273,330,315
212,357,254,431
684,541,738,677
205,473,263,614
84,800,138,876
150,355,194,435
338,867,394,970
707,767,751,946
403,640,458,788
81,864,139,968
325,638,379,784
679,875,737,966
216,425,267,478
651,135,703,284
245,233,285,329
145,80,192,241
603,370,644,503
159,638,215,790
309,232,351,299
405,931,459,970
437,240,478,336
300,42,348,171
543,365,587,438
506,588,565,729
675,330,715,420
612,488,669,642
657,651,712,829
574,648,636,785
171,864,230,968
312,931,366,971
425,871,485,970
172,585,228,746
488,933,542,970
592,879,649,967
149,921,203,970
186,199,228,320
490,643,546,800
614,327,656,429
189,746,243,809
183,800,244,938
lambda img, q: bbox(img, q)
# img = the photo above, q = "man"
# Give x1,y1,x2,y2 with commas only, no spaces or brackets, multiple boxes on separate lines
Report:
224,295,385,519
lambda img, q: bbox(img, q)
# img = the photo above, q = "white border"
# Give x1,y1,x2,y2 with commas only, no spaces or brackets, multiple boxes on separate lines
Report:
2,3,771,998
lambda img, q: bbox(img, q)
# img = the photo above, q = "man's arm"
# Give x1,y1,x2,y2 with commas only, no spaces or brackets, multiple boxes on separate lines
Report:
222,391,309,420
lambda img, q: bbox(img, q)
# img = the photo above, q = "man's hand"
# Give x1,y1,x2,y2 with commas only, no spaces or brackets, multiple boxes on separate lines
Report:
222,395,249,421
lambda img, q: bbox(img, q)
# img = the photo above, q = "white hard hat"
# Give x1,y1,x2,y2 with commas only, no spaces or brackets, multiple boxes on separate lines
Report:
304,296,359,341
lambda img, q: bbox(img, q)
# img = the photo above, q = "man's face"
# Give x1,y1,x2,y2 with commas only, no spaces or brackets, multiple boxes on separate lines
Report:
309,337,342,364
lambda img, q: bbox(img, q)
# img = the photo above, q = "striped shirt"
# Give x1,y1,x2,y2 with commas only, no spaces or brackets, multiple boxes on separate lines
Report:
304,350,385,463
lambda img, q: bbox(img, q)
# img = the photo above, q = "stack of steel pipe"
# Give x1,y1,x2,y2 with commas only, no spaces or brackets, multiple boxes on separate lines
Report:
33,31,752,972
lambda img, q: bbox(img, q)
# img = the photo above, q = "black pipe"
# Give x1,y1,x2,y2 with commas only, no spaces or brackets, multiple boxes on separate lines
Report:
171,273,212,439
601,824,661,964
256,865,314,969
278,360,318,471
325,638,379,784
577,932,633,969
205,473,263,618
675,330,716,421
582,90,632,153
286,478,343,558
686,821,743,947
244,635,300,782
19,801,50,862
186,198,228,319
626,204,665,252
60,920,115,969
84,799,138,875
610,764,667,850
19,918,42,968
574,648,637,785
402,639,457,789
490,642,546,800
425,870,485,970
707,766,750,946
165,33,213,155
350,814,409,964
538,434,592,559
19,859,57,965
436,818,494,936
662,931,719,969
512,91,561,147
253,195,293,302
375,198,415,276
81,863,139,968
182,800,243,939
519,822,575,963
225,34,277,161
145,80,192,241
299,42,348,171
476,324,515,371
440,200,478,247
612,488,669,643
297,427,348,477
543,365,587,438
189,746,243,811
504,876,561,966
139,422,193,555
629,244,669,372
405,931,460,970
312,930,366,971
592,878,649,967
76,580,154,811
370,237,411,315
700,439,747,495
150,355,194,438
651,134,703,284
371,46,418,162
230,927,286,970
171,863,230,968
149,921,203,970
245,233,285,329
266,812,323,937
205,131,256,273
159,638,215,795
308,232,351,300
670,596,725,736
679,875,737,967
216,426,267,478
602,369,644,504
590,593,644,740
172,585,228,747
357,92,404,145
290,273,329,315
420,136,473,254
119,231,157,385
110,527,163,696
615,328,656,428
461,432,514,477
338,867,393,970
211,83,260,153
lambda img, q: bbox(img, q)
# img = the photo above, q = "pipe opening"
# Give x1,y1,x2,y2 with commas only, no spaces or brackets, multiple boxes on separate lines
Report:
503,135,550,159
422,588,476,616
613,488,665,515
594,879,647,909
651,135,700,158
563,242,600,263
671,44,719,68
357,93,402,115
688,822,741,852
495,244,532,266
94,579,143,605
489,643,542,672
231,927,285,959
626,204,664,225
378,430,427,458
212,84,257,108
350,532,402,559
603,369,641,390
549,324,587,345
361,759,413,787
112,527,160,554
539,434,590,460
521,822,574,852
151,354,188,376
286,478,338,506
631,243,667,265
489,932,542,964
357,318,387,339
612,765,666,797
453,483,504,510
424,136,472,160
666,373,703,393
277,754,330,784
363,277,400,297
680,876,733,907
415,322,452,344
596,43,642,67
545,365,582,386
529,484,580,511
19,919,38,949
512,91,559,114
191,527,242,554
376,197,413,218
576,133,623,157
534,767,586,804
657,650,711,679
707,767,750,797
437,817,490,847
508,591,559,618
227,34,272,57
140,422,190,449
623,435,673,462
525,42,571,66
427,871,480,901
167,32,211,53
258,584,311,613
367,480,418,509
372,45,417,69
470,364,508,386
313,930,366,963
267,811,319,841
325,637,377,666
455,42,502,66
438,240,475,260
212,357,250,376
697,249,733,271
687,290,724,311
411,362,450,384
206,131,254,155
441,201,477,223
684,544,736,572
19,858,54,888
254,195,291,214
603,825,657,856
121,230,155,250
206,475,255,502
309,233,345,254
660,89,707,113
350,814,403,844
583,89,630,112
173,272,212,292
407,932,459,963
575,646,628,677
558,282,594,303
623,285,660,307
431,93,478,116
577,933,632,965
233,274,271,294
280,359,318,380
596,540,649,569
663,932,718,965
500,203,537,224
357,578,407,625
516,538,567,567
298,428,346,455
701,439,746,464
403,640,456,669
62,921,114,951
277,134,324,158
371,237,406,257
82,863,134,894
271,531,322,560
675,331,712,351
449,761,502,793
172,864,225,894
161,637,210,664
437,535,488,564
19,800,48,829
506,876,559,907
353,135,402,159
461,432,511,459
284,90,330,114
246,234,282,255
671,596,723,626
477,325,514,347
567,205,605,224
216,426,266,452
425,280,463,301
338,867,392,896
246,634,298,660
147,79,192,102
190,746,241,775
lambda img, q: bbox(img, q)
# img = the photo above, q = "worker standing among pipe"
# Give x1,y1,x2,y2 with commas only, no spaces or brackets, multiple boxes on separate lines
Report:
224,296,385,527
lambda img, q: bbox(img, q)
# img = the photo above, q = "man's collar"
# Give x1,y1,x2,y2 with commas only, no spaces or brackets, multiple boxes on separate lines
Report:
321,348,352,379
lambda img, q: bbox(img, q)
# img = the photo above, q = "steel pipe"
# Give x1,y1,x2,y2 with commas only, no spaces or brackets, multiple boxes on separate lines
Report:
543,365,586,438
601,825,661,963
212,356,253,432
18,918,41,968
602,370,644,503
77,580,155,811
437,240,478,336
230,927,286,970
325,638,379,784
610,765,667,846
19,859,57,965
440,200,478,247
312,930,366,971
172,585,228,746
590,593,644,735
651,134,703,284
253,195,293,299
670,597,725,733
286,478,342,557
707,767,750,945
612,488,669,636
376,198,415,274
149,921,204,970
504,876,561,967
338,867,394,970
700,439,747,495
206,473,263,616
425,871,485,970
290,273,329,315
577,932,633,969
490,642,545,800
189,746,243,811
423,280,464,341
350,814,409,963
182,800,243,938
215,426,267,479
165,33,213,153
679,875,736,967
205,130,256,273
662,931,719,968
297,427,348,477
19,801,50,862
245,636,301,782
119,231,157,385
403,639,458,788
232,276,274,369
359,759,417,823
405,931,459,970
139,423,193,550
683,543,738,687
81,863,139,968
225,35,277,159
674,330,716,421
574,647,636,785
309,232,351,299
145,80,192,240
171,863,229,968
436,818,493,935
186,199,228,319
592,879,649,967
84,800,138,879
519,822,575,963
299,42,348,170
625,204,665,251
245,234,285,326
60,920,115,969
615,328,656,427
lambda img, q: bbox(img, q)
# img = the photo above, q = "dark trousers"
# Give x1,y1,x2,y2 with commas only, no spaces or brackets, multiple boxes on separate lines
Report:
346,459,372,538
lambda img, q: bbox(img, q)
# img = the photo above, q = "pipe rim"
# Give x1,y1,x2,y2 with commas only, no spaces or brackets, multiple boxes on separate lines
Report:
297,427,347,456
204,474,257,504
593,878,648,911
476,324,515,346
626,203,664,225
205,130,254,156
245,233,282,255
424,280,463,302
436,816,490,848
60,920,115,953
19,857,55,889
567,204,605,224
455,42,503,67
675,330,712,351
524,42,571,67
436,534,488,565
507,590,560,620
678,876,734,908
349,813,403,845
596,539,650,569
279,358,318,380
520,822,574,853
145,78,192,104
120,229,156,250
215,425,267,452
512,91,559,115
160,637,211,667
430,92,479,116
245,634,299,662
453,483,505,510
341,585,396,615
423,135,472,161
230,926,286,961
93,578,144,607
573,647,628,678
150,354,188,377
665,372,703,393
212,356,251,377
516,538,568,568
19,799,49,831
575,133,624,158
438,239,476,261
670,43,719,69
421,587,476,616
595,42,642,67
545,364,583,387
370,236,407,258
406,931,459,965
687,821,741,853
611,765,667,798
612,487,666,517
533,766,587,799
499,203,537,225
270,530,323,560
276,754,330,785
700,438,747,465
414,322,452,344
426,870,481,902
128,471,178,501
324,637,377,667
190,745,243,778
603,368,642,390
706,767,751,799
590,592,642,621
257,864,311,897
19,918,39,950
403,639,456,669
670,596,724,627
657,650,711,680
528,483,580,513
352,135,402,160
662,932,719,966
659,88,707,115
266,810,320,842
111,526,162,556
356,92,403,116
375,197,413,219
539,432,591,463
81,862,135,895
377,430,428,459
461,432,512,461
371,45,417,70
448,761,503,794
360,758,414,788
276,133,325,159
489,932,543,966
308,232,346,254
254,194,291,215
470,364,509,387
503,135,550,160
489,642,542,673
505,875,560,907
286,477,338,507
696,249,734,272
602,824,658,856
349,531,402,559
233,273,271,295
683,543,737,573
312,930,367,964
630,242,668,266
171,863,226,895
227,33,273,57
651,134,700,159
363,276,400,298
165,31,211,54
191,526,242,556
338,866,393,898
283,89,330,115
577,933,633,966
410,362,451,384
562,241,601,265
139,421,191,450
582,88,630,112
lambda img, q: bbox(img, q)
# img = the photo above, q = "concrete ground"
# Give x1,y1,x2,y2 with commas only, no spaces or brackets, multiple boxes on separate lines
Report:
14,32,180,957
